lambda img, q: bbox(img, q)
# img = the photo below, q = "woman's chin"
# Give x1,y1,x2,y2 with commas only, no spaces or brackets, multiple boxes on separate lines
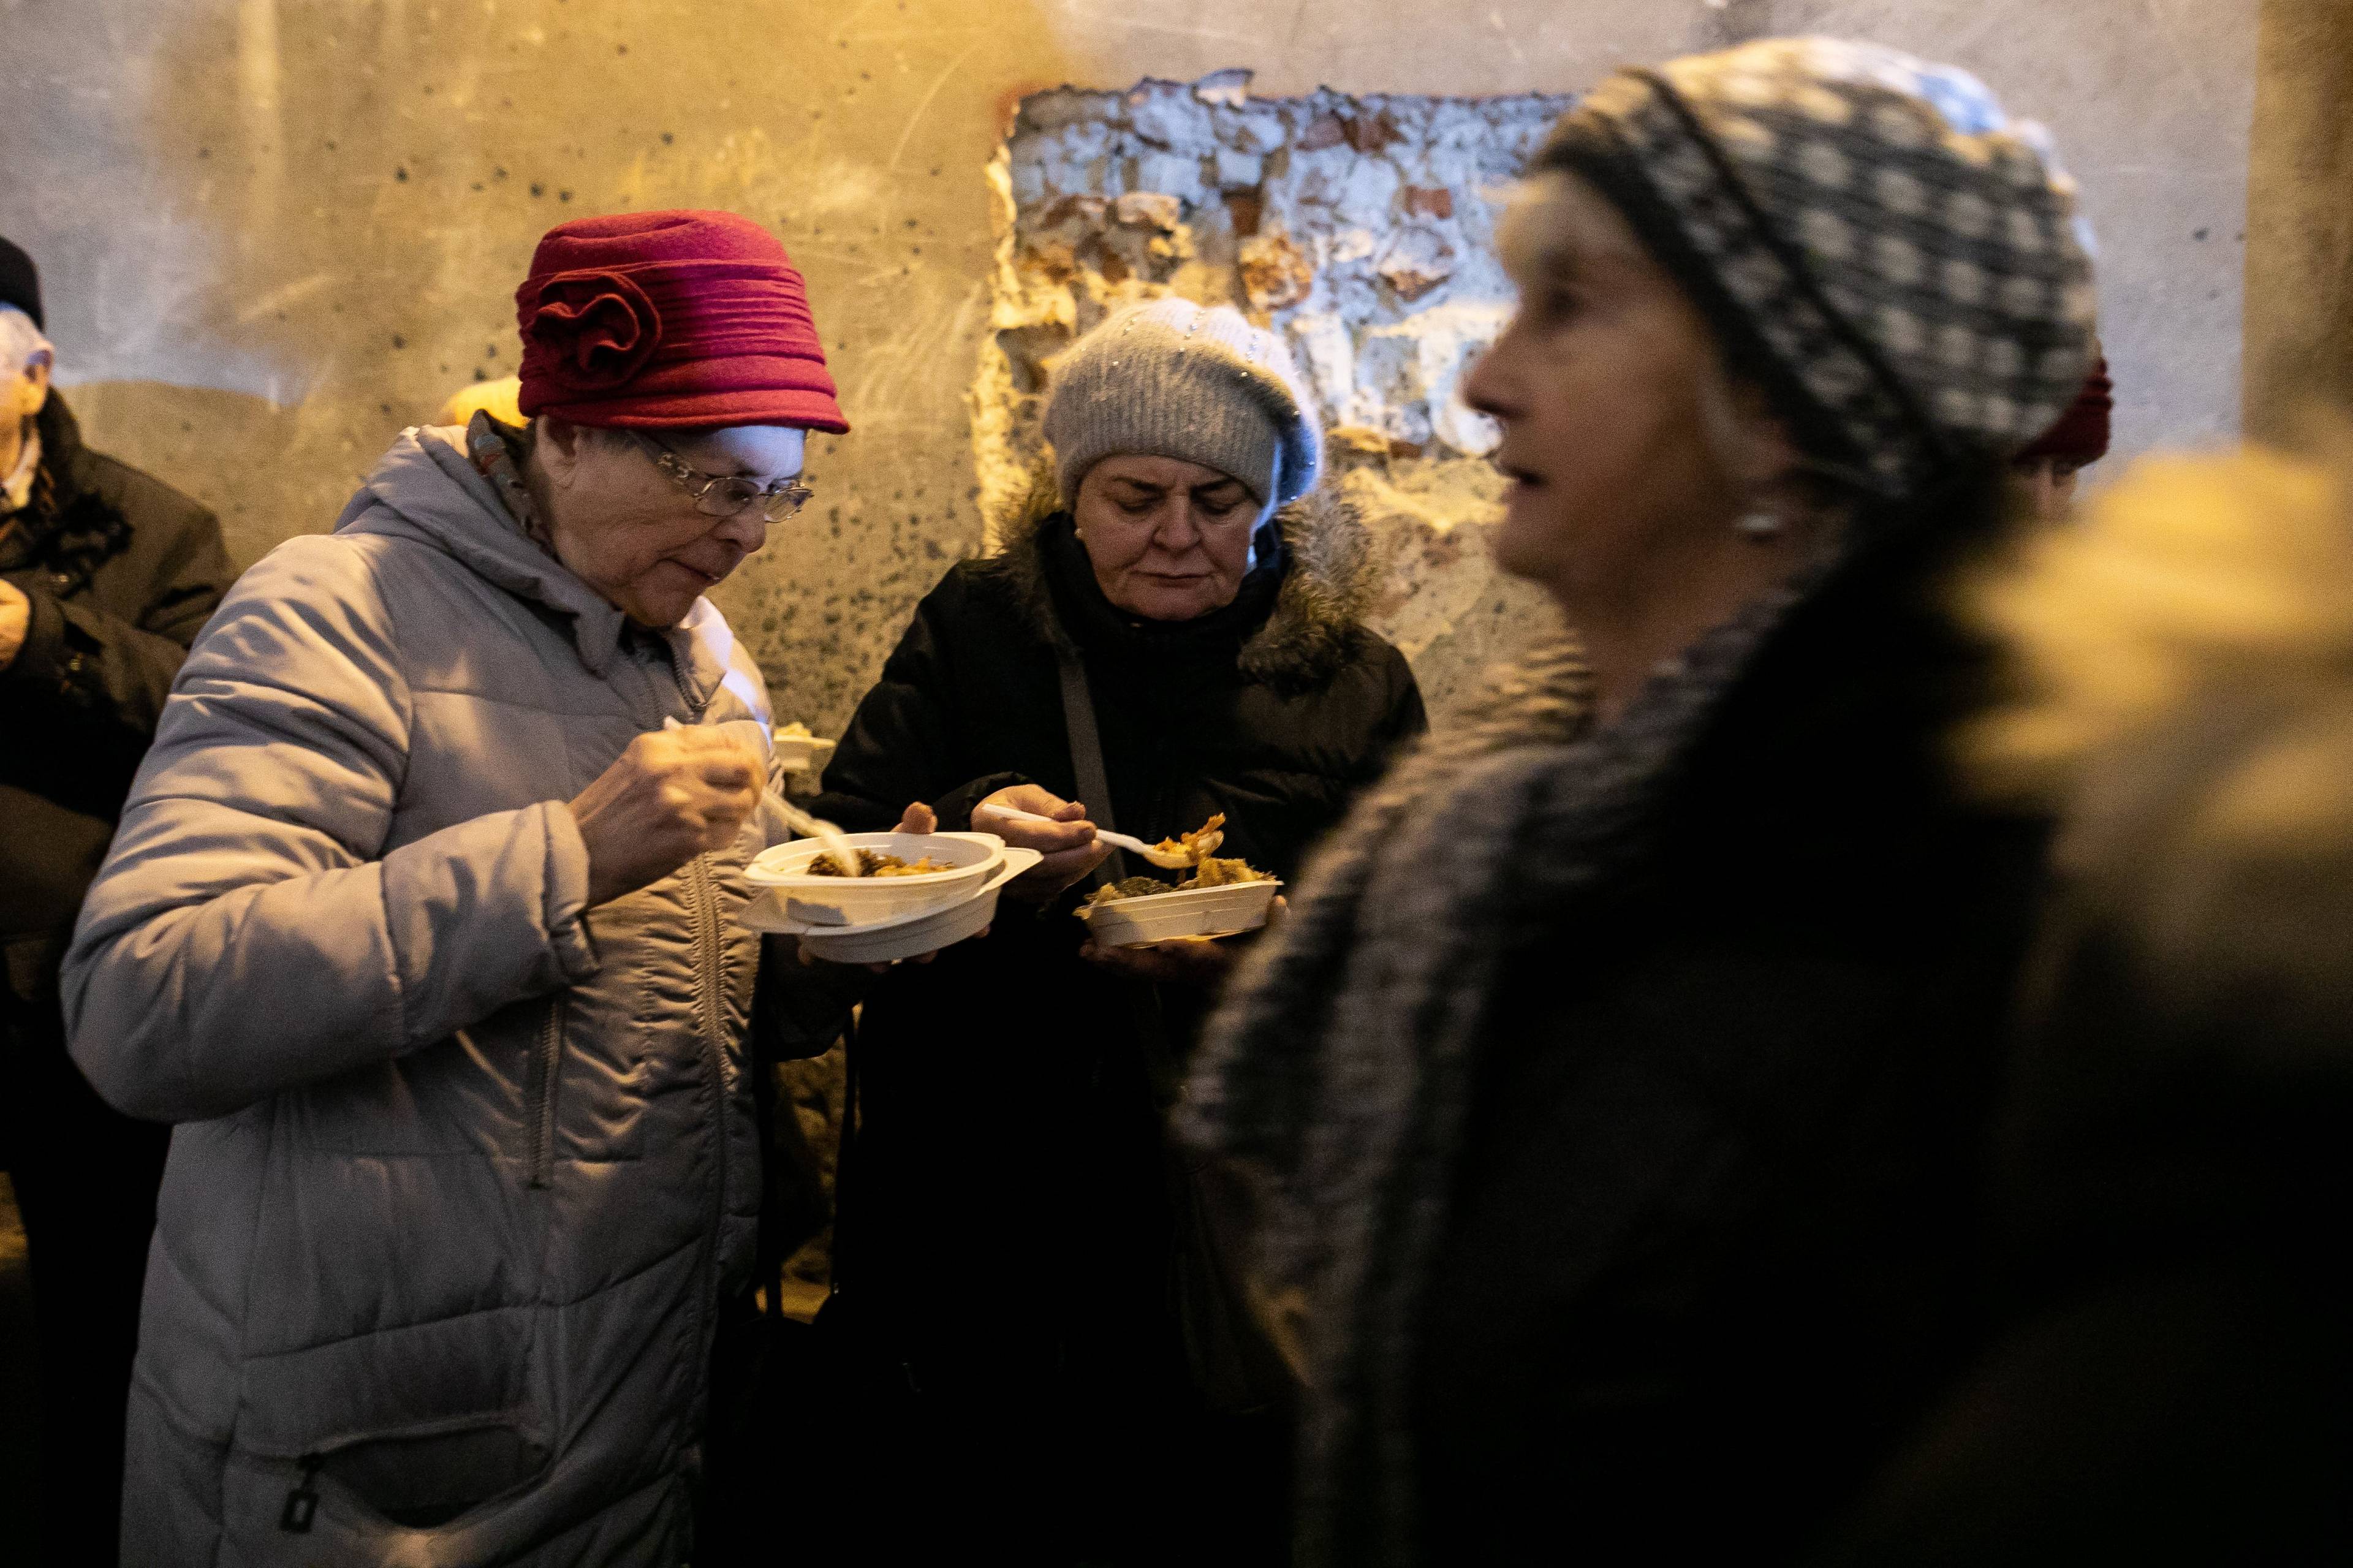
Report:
1115,583,1224,622
1490,498,1564,584
617,586,702,629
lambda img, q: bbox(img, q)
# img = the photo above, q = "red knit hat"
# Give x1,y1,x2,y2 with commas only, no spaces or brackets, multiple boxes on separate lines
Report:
2015,358,2112,468
513,210,847,432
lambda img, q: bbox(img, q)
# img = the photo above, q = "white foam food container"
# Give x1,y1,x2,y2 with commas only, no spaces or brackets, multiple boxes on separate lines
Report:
1076,877,1283,947
745,831,1003,926
741,848,1043,963
771,732,837,776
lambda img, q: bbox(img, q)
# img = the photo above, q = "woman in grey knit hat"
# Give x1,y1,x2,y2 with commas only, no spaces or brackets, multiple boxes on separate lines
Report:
1181,37,2097,1567
802,296,1423,1563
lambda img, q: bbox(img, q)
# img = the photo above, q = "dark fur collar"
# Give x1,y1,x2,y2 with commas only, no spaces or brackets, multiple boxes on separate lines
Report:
1,394,130,590
981,468,1382,690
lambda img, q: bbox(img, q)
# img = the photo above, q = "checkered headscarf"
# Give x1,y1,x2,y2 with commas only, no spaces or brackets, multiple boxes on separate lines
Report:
1539,37,2097,499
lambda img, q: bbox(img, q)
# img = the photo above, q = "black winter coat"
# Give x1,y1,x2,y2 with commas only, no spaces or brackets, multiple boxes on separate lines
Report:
2,393,229,1092
808,494,1423,1395
1819,834,2353,1563
1406,502,2053,1564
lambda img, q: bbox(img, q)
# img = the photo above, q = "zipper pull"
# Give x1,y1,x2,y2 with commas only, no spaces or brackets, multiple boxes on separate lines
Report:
280,1454,322,1533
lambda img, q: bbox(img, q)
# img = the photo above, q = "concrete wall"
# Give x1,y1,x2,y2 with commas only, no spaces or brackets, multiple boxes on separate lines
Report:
2,0,2257,734
2244,0,2353,439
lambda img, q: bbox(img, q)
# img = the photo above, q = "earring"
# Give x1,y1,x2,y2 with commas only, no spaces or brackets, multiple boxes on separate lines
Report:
1734,507,1786,540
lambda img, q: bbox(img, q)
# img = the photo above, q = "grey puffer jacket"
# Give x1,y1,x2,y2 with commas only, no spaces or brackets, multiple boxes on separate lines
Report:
63,425,775,1565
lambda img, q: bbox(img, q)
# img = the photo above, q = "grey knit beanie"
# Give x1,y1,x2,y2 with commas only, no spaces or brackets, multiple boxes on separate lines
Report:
1044,297,1323,507
1537,37,2097,498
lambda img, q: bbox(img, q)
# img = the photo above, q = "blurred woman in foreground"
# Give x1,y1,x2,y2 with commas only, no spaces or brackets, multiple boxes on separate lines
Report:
1824,434,2353,1563
1184,37,2097,1565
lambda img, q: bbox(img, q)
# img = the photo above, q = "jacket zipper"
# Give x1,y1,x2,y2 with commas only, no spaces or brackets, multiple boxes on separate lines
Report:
685,853,730,1359
667,647,732,1361
659,635,711,725
687,854,727,1139
281,1453,323,1532
525,998,566,1189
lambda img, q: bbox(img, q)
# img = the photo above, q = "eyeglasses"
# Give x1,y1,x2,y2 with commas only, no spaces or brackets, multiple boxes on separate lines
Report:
631,433,816,523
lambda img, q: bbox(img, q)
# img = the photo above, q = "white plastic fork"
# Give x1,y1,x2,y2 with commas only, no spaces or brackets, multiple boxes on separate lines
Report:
973,803,1200,870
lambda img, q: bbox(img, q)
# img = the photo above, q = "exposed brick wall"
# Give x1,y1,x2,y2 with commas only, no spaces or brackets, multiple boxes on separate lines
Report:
974,72,1574,719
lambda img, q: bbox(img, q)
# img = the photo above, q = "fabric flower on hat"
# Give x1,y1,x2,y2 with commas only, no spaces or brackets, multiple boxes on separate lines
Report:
522,270,664,393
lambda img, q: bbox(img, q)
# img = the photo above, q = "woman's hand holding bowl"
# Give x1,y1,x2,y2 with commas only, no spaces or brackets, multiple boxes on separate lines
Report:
1078,936,1237,985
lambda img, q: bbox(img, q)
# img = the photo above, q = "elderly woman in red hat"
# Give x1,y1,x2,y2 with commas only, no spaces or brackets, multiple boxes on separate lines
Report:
61,211,887,1565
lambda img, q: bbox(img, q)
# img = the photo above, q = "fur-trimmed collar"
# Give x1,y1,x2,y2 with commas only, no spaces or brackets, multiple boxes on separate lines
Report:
0,393,131,590
982,469,1381,691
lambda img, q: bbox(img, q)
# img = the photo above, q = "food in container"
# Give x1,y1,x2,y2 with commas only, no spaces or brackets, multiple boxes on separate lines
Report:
1076,814,1281,945
805,849,952,879
745,831,1002,925
741,848,1045,962
1077,878,1284,947
1153,812,1228,863
1084,876,1179,909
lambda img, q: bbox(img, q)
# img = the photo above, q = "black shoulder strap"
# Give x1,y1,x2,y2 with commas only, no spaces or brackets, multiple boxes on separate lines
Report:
1055,650,1130,886
1058,647,1186,1101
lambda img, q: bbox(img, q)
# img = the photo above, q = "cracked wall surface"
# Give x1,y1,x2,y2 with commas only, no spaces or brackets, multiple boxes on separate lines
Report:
979,75,1572,717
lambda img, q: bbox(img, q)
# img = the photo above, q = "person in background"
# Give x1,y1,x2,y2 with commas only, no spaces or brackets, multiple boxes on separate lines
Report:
61,210,895,1565
2013,352,2113,521
806,297,1425,1564
440,373,526,429
0,233,230,1568
1183,39,2097,1566
1820,434,2353,1564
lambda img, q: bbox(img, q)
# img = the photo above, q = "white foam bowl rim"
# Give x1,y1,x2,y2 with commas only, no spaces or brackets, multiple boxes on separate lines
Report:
741,848,1042,962
1075,877,1284,947
745,831,1004,925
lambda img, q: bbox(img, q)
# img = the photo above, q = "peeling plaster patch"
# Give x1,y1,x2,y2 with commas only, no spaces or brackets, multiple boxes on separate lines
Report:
1240,232,1313,311
974,70,1571,711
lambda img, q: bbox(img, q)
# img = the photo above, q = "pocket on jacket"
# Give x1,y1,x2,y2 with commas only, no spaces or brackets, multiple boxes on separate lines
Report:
236,1303,540,1458
225,1307,550,1552
316,1417,550,1526
218,1416,551,1560
525,993,566,1186
308,992,546,1156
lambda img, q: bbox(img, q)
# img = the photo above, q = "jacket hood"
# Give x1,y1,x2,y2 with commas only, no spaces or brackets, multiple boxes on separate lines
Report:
335,424,720,699
985,465,1382,691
